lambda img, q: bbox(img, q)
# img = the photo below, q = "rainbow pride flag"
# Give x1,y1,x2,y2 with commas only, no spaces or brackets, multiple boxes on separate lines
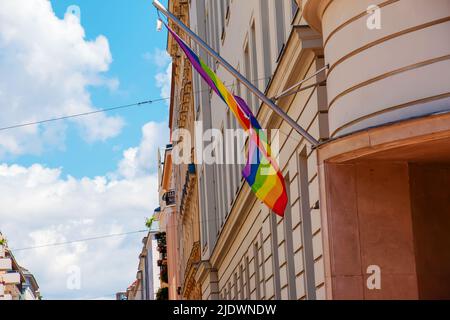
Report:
166,24,287,216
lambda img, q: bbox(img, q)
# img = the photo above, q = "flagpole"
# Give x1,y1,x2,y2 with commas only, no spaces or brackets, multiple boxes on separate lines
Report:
152,0,319,147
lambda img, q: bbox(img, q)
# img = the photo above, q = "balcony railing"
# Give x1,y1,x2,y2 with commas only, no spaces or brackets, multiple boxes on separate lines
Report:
163,190,176,206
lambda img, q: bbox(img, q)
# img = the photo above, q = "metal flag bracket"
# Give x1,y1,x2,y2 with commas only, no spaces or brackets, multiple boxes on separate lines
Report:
152,0,319,147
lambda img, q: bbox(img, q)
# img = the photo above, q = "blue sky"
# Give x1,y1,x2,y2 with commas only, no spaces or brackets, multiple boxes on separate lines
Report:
0,0,171,300
13,0,169,178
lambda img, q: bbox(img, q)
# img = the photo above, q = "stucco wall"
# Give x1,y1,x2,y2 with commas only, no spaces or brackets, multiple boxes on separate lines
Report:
306,0,450,137
323,161,419,299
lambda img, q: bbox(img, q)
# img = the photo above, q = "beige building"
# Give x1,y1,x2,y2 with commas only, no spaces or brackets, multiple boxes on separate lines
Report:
165,0,450,300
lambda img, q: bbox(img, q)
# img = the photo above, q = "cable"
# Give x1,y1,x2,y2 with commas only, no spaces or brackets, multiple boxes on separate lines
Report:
7,204,269,253
10,229,152,252
0,99,163,132
7,212,232,252
0,76,270,133
2,72,312,254
6,212,240,252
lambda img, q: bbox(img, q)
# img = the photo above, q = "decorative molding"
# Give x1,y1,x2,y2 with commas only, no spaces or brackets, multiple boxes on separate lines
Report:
318,110,450,164
180,164,196,217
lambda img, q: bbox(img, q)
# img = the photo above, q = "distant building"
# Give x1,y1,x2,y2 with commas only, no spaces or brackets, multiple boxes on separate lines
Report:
140,230,161,300
158,144,181,300
125,225,161,300
126,279,140,300
20,268,40,300
115,292,127,300
0,232,40,300
161,0,202,300
182,0,316,300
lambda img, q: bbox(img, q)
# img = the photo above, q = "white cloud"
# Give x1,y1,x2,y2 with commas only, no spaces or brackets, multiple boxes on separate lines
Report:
117,121,169,179
142,48,171,69
155,63,172,104
0,0,123,157
143,47,172,106
0,0,172,300
0,120,168,300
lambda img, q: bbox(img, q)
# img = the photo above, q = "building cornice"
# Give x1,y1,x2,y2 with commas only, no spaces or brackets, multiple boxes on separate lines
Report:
302,0,333,33
317,111,450,164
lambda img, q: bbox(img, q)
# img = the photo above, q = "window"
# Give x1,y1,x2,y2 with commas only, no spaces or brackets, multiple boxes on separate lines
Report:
253,243,261,299
245,257,251,299
269,212,282,300
220,0,230,39
250,22,259,109
298,147,317,299
220,0,225,28
260,0,272,87
274,0,285,60
239,264,245,299
236,76,242,97
259,231,267,299
243,43,252,112
194,75,201,115
233,273,238,299
220,126,228,221
216,161,223,230
234,78,243,194
205,4,210,46
283,174,297,299
225,111,235,208
199,174,208,248
212,0,220,53
291,0,299,20
205,2,214,67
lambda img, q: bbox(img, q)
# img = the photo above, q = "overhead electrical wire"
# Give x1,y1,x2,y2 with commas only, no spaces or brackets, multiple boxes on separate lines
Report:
10,229,151,252
7,208,281,253
0,74,315,144
0,76,271,132
8,213,240,252
0,99,162,132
